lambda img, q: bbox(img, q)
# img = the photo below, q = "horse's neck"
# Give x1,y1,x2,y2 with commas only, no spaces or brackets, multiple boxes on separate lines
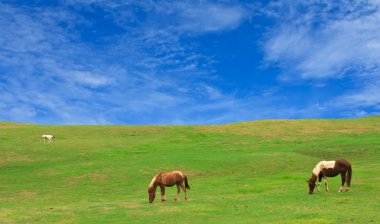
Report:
312,162,323,176
309,173,317,183
149,175,157,188
150,182,158,191
149,173,163,188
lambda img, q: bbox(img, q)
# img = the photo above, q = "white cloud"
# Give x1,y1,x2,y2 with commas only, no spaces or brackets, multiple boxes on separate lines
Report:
334,78,380,108
5,1,378,124
263,1,380,80
178,3,246,33
68,71,114,88
259,0,380,117
0,1,243,124
9,106,37,119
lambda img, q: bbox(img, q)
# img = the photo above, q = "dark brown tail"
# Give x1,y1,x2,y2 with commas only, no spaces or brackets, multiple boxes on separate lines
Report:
347,165,352,187
184,175,190,190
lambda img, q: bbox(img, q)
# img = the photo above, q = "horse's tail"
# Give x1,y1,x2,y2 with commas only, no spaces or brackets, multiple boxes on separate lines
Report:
347,164,352,187
184,175,190,190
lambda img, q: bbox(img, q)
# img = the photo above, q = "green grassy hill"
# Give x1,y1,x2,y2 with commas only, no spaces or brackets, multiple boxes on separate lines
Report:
1,117,380,223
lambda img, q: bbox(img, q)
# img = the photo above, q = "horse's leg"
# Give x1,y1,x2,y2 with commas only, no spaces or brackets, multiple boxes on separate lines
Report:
317,175,322,193
324,176,329,192
339,172,346,192
160,185,166,202
345,173,350,192
180,183,187,200
174,185,180,201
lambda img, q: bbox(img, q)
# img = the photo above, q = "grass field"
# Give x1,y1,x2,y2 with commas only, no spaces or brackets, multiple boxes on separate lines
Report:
1,117,380,223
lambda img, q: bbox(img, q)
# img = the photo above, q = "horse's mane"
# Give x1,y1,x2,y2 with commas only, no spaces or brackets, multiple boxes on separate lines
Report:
149,174,158,188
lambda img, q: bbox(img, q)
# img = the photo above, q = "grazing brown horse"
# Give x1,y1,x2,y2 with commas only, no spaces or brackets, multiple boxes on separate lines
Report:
307,159,352,194
148,171,190,203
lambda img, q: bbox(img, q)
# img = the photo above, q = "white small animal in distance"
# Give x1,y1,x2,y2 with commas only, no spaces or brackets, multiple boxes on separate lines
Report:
41,134,55,143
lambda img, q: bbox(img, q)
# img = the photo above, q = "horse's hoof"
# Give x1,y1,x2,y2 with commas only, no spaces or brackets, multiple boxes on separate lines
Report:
161,200,166,202
174,198,177,202
185,197,188,200
345,189,349,192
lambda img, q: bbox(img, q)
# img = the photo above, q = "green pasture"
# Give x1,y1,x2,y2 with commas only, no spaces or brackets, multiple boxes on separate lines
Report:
1,117,379,223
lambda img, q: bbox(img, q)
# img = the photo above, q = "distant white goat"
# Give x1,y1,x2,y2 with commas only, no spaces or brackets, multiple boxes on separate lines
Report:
41,134,55,143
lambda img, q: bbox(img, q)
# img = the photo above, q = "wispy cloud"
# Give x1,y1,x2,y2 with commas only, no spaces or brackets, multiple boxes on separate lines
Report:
0,1,249,124
263,1,380,80
260,0,380,116
177,3,247,34
1,0,378,124
334,75,380,109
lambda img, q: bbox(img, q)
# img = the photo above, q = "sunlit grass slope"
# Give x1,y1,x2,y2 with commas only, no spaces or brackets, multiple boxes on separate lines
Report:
1,117,379,223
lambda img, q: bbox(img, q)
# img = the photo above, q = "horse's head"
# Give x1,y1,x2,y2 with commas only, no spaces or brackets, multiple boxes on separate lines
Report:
307,179,316,194
148,187,156,203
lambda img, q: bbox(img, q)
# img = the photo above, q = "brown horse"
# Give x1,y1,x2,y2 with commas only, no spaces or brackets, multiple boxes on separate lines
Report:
148,171,190,203
307,159,352,194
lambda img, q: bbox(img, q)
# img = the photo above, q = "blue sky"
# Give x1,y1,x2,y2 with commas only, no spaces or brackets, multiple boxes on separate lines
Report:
1,1,379,124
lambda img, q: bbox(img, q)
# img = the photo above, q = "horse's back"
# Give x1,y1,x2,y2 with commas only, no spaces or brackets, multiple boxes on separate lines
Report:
161,171,184,186
335,159,351,170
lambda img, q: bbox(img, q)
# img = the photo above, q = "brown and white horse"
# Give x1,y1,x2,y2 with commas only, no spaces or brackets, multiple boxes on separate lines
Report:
307,159,352,194
148,171,190,203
